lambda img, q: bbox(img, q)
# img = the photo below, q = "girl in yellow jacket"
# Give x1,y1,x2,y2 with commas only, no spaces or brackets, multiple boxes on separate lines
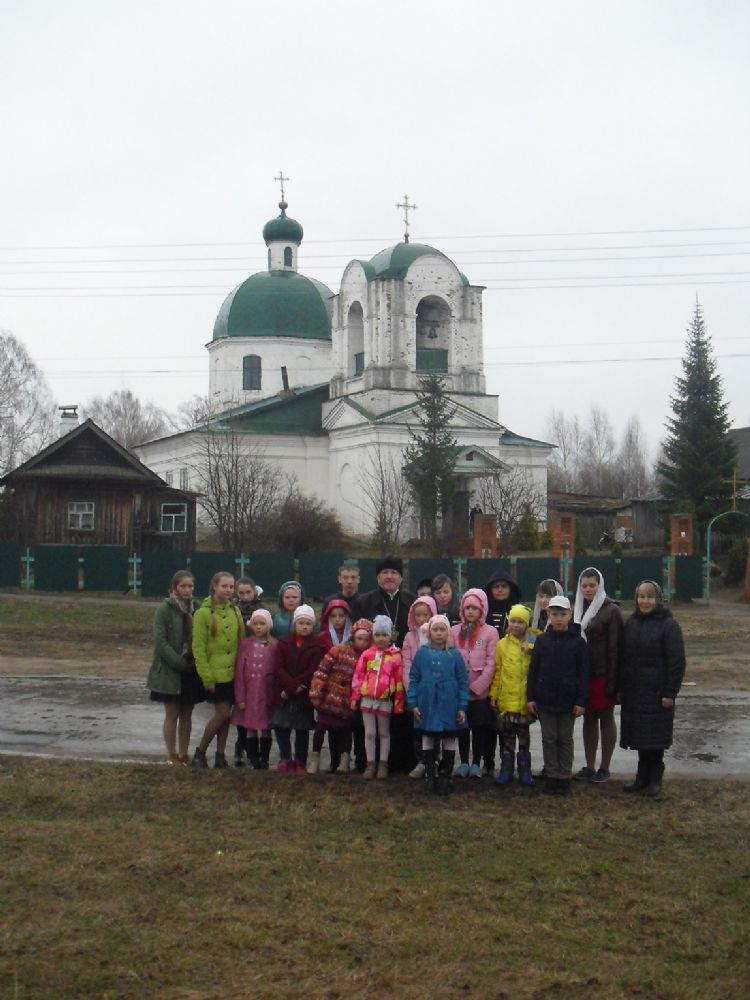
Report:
489,604,538,788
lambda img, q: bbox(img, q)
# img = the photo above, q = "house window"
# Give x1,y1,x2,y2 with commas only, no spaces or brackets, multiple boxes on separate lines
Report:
179,468,189,491
161,503,187,533
68,501,94,531
243,354,262,390
284,246,293,267
165,471,173,486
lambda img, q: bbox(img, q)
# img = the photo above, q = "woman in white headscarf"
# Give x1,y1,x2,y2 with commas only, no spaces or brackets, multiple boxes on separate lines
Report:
573,567,624,784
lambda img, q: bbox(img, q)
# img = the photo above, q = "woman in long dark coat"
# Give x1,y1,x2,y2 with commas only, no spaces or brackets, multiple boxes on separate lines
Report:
619,580,685,797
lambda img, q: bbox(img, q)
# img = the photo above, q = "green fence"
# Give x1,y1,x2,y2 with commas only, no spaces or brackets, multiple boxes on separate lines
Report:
1,547,709,602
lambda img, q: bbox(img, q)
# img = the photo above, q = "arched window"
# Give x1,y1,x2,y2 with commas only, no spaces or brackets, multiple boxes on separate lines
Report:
242,354,262,390
347,301,365,376
415,295,450,372
283,246,293,267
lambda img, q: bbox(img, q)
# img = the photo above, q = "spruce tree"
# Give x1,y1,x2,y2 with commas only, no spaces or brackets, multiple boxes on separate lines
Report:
658,302,736,536
403,374,461,547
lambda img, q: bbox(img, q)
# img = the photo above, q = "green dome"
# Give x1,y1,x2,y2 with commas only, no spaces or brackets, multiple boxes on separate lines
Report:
366,242,469,284
213,270,333,341
262,201,303,245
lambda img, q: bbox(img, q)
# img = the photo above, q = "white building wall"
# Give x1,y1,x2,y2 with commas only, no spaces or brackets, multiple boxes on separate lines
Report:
207,336,332,409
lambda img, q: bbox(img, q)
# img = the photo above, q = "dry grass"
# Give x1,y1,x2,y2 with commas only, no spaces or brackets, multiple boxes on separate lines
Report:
1,756,749,1000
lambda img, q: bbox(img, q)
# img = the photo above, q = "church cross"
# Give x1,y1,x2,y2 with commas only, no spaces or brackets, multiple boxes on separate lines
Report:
274,170,290,203
723,468,749,512
396,194,417,243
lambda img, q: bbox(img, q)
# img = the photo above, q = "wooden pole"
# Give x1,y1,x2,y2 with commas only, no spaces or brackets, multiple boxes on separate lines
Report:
741,537,750,603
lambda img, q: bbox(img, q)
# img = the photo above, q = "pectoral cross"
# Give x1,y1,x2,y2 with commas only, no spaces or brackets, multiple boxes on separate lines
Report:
396,194,417,244
274,170,290,203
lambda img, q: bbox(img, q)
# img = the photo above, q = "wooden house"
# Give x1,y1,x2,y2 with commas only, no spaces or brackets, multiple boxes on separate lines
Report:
0,419,196,552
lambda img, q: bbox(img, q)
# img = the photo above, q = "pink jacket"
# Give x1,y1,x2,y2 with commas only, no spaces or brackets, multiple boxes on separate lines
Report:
351,644,405,714
450,588,499,700
401,596,437,691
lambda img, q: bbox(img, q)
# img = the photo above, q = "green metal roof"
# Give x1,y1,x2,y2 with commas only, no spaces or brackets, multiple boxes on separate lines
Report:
499,428,555,449
262,202,303,245
212,270,334,341
206,384,329,436
361,242,469,285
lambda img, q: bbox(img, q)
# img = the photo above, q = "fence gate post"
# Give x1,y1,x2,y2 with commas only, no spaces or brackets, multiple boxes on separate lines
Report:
21,548,34,591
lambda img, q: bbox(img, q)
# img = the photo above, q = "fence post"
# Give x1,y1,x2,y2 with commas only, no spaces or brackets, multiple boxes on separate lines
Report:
454,557,465,596
237,553,250,577
129,554,142,593
21,548,34,591
614,557,622,600
663,556,673,601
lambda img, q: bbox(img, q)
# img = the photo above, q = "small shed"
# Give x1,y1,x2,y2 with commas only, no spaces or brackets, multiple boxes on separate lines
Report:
0,419,196,552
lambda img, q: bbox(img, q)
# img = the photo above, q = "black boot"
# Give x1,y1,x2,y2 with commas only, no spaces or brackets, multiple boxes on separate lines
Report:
555,779,571,796
437,750,455,796
233,738,245,768
543,776,557,795
422,748,437,793
643,758,665,798
623,755,649,794
246,736,260,769
258,736,272,770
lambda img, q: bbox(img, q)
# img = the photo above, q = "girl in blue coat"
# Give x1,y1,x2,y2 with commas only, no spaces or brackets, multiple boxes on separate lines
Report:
408,615,468,795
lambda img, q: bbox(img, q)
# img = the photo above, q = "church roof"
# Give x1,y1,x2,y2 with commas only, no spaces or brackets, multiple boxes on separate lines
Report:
206,383,329,436
262,201,304,245
499,428,555,450
212,270,334,342
362,242,470,285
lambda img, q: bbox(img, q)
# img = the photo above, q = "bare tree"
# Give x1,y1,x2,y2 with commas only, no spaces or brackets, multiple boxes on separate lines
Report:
84,389,169,450
0,330,56,474
579,405,617,495
615,416,650,498
546,409,585,492
477,466,546,550
186,427,281,551
356,445,412,552
172,393,211,431
265,476,344,555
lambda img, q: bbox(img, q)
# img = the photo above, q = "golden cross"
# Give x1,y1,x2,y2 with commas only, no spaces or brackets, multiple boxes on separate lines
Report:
396,194,417,243
722,468,749,512
274,170,289,203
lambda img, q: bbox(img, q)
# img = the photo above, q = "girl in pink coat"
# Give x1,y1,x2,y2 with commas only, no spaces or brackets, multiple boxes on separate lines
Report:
451,588,499,778
231,609,277,769
402,595,437,779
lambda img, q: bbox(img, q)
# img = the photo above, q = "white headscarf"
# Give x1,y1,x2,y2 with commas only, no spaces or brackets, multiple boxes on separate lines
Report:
573,567,607,637
532,579,564,630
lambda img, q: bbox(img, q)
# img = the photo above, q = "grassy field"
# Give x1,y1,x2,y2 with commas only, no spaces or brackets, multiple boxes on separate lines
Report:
1,756,749,1000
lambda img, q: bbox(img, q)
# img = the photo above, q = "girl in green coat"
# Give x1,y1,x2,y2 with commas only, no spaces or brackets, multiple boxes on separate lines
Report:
147,570,202,766
191,571,244,769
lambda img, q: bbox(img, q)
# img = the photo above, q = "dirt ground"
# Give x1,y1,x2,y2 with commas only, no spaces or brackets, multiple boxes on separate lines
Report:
1,591,749,689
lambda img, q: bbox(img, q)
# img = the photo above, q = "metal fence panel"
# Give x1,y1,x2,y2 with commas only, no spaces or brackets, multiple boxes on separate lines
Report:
619,556,664,599
298,551,344,601
83,546,129,592
188,552,238,600
515,558,561,602
33,545,80,592
0,542,20,587
244,553,296,600
355,558,383,592
141,551,190,598
675,555,703,600
407,558,455,591
466,558,512,590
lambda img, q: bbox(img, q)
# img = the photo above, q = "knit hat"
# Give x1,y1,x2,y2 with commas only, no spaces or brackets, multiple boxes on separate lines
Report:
293,604,315,624
249,608,273,631
372,614,393,636
508,604,531,625
376,555,403,576
428,614,452,646
351,618,373,636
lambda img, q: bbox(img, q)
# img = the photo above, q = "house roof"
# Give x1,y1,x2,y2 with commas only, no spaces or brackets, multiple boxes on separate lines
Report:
728,427,750,479
0,419,191,497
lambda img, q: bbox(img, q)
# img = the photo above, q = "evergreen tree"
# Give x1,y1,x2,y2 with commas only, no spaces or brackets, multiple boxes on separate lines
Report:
657,302,736,536
403,374,461,547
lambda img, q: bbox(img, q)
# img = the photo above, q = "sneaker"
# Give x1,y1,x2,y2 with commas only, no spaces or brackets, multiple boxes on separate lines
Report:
214,752,229,769
179,754,190,766
574,766,596,781
306,752,320,775
591,768,610,783
191,748,208,770
408,761,426,779
468,763,483,778
455,762,470,778
277,759,293,773
363,762,376,780
337,752,351,774
293,759,306,773
376,761,388,780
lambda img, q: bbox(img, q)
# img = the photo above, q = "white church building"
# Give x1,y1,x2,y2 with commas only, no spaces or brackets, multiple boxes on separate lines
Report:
135,197,553,537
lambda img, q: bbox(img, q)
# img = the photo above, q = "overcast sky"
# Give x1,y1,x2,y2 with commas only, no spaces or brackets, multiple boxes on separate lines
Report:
2,0,749,458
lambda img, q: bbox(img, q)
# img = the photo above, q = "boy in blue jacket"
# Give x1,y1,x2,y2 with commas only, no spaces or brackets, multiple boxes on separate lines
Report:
527,596,588,796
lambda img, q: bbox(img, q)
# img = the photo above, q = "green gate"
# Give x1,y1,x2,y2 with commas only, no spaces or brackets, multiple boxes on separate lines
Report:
244,553,296,600
407,558,455,591
33,546,80,592
298,551,344,601
0,542,20,587
141,552,190,598
83,546,129,592
573,557,616,595
466,558,512,590
619,556,664,599
515,557,560,600
188,552,237,600
674,555,703,601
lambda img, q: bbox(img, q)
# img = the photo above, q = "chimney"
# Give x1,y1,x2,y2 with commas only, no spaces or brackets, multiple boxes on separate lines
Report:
59,405,79,437
279,366,295,399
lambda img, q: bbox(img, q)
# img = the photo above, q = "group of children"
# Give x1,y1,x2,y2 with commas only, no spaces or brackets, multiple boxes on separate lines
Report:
148,564,684,798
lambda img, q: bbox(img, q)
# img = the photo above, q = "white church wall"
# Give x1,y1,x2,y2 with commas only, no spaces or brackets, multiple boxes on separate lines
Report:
207,336,332,408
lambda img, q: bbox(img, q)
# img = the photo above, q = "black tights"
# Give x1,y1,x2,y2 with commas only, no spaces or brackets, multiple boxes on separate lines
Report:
458,726,495,767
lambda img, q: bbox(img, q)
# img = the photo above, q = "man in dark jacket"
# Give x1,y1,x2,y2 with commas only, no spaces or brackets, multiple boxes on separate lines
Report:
527,596,589,796
349,555,416,773
349,555,415,647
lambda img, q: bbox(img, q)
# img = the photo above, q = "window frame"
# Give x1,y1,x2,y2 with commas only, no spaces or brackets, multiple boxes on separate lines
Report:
160,502,187,534
242,353,262,391
67,500,95,531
